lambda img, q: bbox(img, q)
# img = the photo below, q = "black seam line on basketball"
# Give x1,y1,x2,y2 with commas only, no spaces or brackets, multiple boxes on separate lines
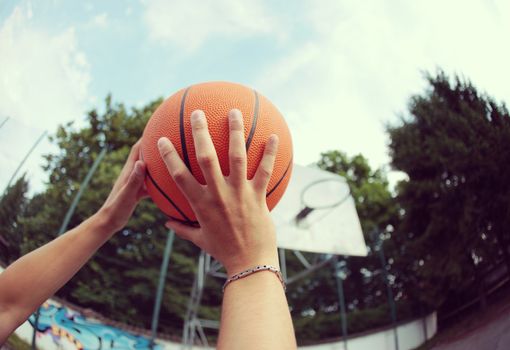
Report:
266,158,292,198
180,86,192,171
245,89,260,151
165,214,199,227
145,168,191,223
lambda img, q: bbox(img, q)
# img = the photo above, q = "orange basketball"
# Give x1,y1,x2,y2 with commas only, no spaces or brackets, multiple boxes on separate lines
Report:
141,81,293,225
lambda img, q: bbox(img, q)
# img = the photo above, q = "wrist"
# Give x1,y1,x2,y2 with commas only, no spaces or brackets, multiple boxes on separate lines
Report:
89,210,117,237
224,251,280,276
223,264,286,292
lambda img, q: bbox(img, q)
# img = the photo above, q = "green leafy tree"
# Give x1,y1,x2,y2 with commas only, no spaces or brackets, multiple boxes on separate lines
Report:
0,176,29,264
388,71,510,310
2,94,420,342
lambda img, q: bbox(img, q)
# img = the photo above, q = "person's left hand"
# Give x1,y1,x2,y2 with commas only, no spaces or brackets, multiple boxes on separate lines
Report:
97,140,148,233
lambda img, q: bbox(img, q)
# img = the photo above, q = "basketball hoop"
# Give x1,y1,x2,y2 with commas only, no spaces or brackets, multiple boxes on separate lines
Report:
295,178,351,227
271,164,367,256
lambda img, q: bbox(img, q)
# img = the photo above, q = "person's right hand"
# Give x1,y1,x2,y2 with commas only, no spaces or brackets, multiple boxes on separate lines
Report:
157,109,280,275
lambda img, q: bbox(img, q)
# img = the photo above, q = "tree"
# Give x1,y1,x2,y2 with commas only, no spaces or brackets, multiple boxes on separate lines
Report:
388,71,510,310
0,176,29,264
3,94,416,342
7,96,219,334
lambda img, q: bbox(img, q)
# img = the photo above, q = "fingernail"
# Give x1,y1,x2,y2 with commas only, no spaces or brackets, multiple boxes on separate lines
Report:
191,110,204,123
158,137,169,149
229,109,241,121
269,134,278,145
134,161,143,176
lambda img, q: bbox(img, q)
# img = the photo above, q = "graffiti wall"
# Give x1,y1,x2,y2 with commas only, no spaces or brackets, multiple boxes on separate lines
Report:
0,266,192,350
3,265,435,350
26,302,161,350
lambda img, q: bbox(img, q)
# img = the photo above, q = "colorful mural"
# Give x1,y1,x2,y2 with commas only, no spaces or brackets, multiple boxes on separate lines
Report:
28,303,161,350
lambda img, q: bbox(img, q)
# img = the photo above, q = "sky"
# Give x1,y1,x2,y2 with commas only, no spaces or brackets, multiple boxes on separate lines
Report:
1,0,510,195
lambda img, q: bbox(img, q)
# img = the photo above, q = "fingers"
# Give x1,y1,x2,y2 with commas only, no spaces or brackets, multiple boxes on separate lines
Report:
136,185,150,201
165,220,203,247
252,134,279,192
115,160,146,205
128,139,142,162
190,110,224,188
110,140,143,196
157,137,200,201
228,109,247,185
122,140,142,176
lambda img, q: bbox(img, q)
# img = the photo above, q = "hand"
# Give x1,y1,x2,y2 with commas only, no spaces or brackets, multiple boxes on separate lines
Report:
97,140,148,233
158,109,280,275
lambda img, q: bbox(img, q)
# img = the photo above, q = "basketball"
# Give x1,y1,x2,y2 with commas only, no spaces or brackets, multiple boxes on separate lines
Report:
140,81,293,224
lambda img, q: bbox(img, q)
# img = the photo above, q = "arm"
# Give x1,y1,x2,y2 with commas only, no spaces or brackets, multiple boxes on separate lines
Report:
160,109,297,349
0,142,147,344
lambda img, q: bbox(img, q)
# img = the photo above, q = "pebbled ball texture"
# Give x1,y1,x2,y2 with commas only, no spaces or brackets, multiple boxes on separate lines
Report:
141,81,293,225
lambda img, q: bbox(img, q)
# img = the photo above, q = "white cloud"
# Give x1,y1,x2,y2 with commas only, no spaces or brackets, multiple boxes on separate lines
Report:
92,12,108,27
0,2,92,193
255,0,510,184
0,3,92,130
0,118,53,195
141,0,283,51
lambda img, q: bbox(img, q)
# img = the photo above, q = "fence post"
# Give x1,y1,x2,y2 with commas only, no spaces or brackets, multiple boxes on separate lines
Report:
372,229,399,350
334,256,349,350
150,230,175,348
2,131,47,198
0,116,9,130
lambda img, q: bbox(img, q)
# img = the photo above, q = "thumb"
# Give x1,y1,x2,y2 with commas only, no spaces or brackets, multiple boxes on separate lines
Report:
113,161,145,210
165,219,203,247
99,161,146,233
116,161,146,204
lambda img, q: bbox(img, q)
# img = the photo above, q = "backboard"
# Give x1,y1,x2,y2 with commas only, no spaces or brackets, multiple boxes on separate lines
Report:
271,164,367,256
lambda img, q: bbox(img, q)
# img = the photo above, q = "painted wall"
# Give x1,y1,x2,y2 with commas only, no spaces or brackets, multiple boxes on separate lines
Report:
14,300,169,350
301,312,437,350
13,300,436,350
3,266,436,350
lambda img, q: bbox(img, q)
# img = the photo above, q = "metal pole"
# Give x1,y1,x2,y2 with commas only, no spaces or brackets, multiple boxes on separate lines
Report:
32,147,107,350
58,148,107,235
334,257,348,350
373,230,399,350
420,303,428,342
2,131,47,197
279,248,287,281
150,230,175,348
183,250,208,349
0,116,9,130
30,308,40,350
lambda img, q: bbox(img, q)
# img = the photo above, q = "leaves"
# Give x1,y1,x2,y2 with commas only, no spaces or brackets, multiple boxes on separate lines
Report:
0,96,199,334
0,177,29,263
388,70,510,310
4,72,505,341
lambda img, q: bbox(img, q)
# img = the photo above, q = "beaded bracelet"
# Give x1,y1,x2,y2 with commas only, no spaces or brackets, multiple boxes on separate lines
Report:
222,265,286,293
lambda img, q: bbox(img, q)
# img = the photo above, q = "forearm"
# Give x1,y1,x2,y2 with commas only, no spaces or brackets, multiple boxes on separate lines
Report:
217,263,297,350
159,110,297,348
0,213,112,340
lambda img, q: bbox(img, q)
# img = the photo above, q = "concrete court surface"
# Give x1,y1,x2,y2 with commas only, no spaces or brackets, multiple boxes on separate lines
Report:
432,305,510,350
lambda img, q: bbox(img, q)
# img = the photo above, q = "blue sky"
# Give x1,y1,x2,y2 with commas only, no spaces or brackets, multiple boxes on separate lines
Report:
1,0,510,194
